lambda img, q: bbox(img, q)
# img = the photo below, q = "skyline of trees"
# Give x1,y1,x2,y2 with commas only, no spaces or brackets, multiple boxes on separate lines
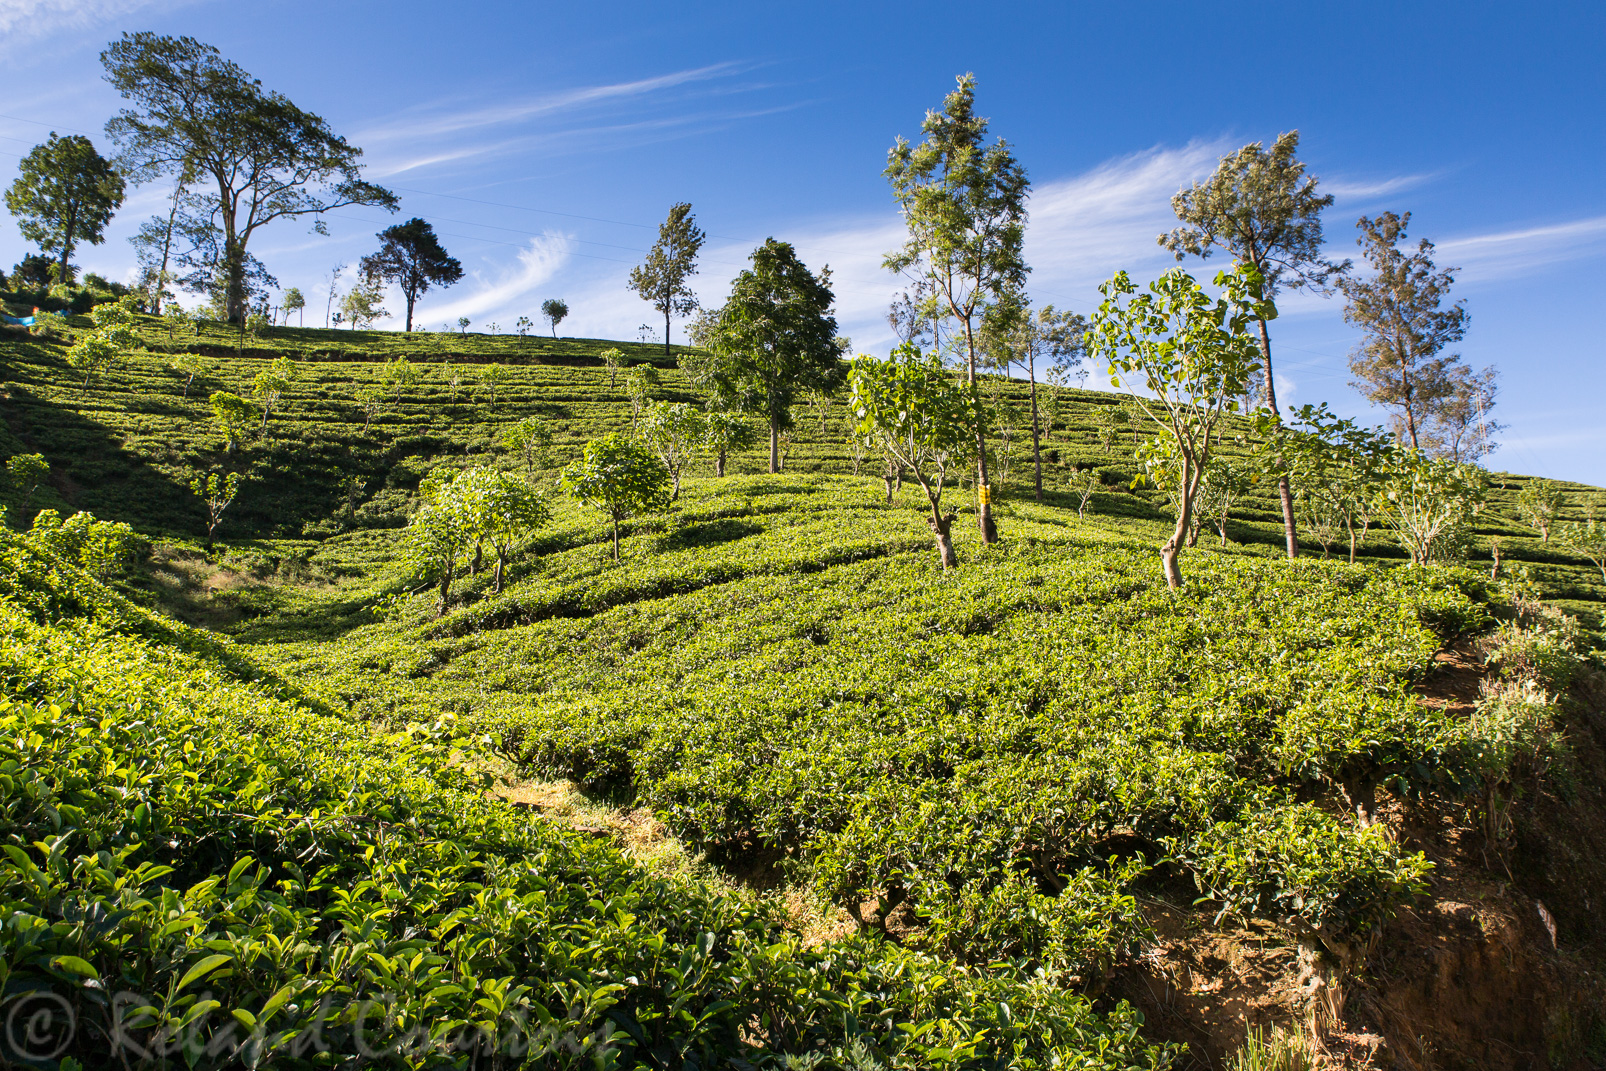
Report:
0,53,1512,475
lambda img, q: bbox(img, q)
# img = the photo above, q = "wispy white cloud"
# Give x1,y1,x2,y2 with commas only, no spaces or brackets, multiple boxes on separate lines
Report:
1324,173,1436,200
369,101,811,178
411,139,1245,358
1437,215,1606,280
398,233,573,330
357,63,749,145
0,0,201,51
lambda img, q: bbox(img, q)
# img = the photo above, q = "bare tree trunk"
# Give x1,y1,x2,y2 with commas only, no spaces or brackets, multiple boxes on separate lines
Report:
929,512,958,569
1028,352,1043,503
769,423,779,474
494,550,506,593
1160,481,1194,590
715,450,726,477
670,468,681,501
884,460,896,504
436,563,454,616
664,306,671,359
914,471,958,569
57,204,78,286
962,326,998,544
1258,319,1300,560
153,185,181,316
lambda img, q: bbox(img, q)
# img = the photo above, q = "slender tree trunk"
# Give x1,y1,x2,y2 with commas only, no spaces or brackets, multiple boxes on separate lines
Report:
670,468,681,501
57,204,78,285
769,422,779,475
715,449,726,477
884,460,896,504
1027,353,1043,503
1160,477,1195,590
967,361,997,542
1347,514,1357,564
436,562,454,616
405,291,415,333
152,186,181,316
913,471,958,569
494,549,506,593
664,305,671,359
470,542,483,575
1257,318,1299,560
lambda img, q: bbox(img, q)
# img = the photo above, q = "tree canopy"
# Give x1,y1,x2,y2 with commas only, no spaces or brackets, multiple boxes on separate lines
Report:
4,133,126,286
1088,265,1271,588
686,239,842,474
850,343,974,569
101,32,396,322
885,73,1029,544
1160,131,1343,559
359,218,462,332
541,298,569,337
1341,212,1474,453
561,433,670,561
627,202,704,356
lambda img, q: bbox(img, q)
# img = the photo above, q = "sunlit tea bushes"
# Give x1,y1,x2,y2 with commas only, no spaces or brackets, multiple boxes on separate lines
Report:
270,477,1510,983
0,528,1171,1069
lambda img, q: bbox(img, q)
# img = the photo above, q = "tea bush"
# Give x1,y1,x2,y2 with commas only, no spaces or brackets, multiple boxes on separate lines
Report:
0,526,1171,1068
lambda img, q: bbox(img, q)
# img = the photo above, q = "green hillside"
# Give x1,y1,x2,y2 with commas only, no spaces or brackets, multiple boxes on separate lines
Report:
1,314,1604,1067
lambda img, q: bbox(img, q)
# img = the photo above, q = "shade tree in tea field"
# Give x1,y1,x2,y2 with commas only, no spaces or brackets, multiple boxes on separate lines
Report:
628,202,705,357
4,132,125,285
1341,212,1475,452
101,32,397,322
1160,131,1346,560
541,297,569,336
1089,265,1270,588
1517,479,1567,543
850,343,974,569
700,410,757,477
560,433,671,562
358,217,463,332
885,73,1029,544
986,300,1087,501
688,239,842,474
188,470,245,541
640,402,706,500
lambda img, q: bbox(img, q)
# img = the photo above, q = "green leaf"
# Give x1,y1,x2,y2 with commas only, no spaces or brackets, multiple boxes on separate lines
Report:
51,955,98,979
177,953,233,991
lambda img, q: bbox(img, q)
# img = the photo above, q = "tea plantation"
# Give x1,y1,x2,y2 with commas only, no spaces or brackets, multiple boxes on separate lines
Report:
0,313,1602,1067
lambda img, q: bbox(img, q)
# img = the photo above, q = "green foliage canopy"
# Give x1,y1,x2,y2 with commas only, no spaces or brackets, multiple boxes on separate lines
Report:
689,239,841,474
4,133,126,285
561,433,670,561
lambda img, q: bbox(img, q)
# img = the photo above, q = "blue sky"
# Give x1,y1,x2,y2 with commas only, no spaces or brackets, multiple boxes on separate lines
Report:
2,0,1602,484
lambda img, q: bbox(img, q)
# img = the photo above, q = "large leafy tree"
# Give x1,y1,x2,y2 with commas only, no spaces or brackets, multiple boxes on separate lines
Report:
5,134,126,286
885,73,1029,545
627,202,704,357
686,239,842,474
1088,265,1270,589
1159,131,1343,559
358,218,462,331
101,32,397,323
1340,212,1472,452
